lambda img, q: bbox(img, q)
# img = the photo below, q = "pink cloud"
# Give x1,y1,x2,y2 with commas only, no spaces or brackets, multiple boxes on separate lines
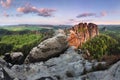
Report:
77,11,108,18
38,8,56,17
100,10,120,17
17,4,56,17
77,13,96,18
92,20,120,25
0,0,12,8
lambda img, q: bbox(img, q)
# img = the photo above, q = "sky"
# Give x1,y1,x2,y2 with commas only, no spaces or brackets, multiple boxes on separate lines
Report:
0,0,120,25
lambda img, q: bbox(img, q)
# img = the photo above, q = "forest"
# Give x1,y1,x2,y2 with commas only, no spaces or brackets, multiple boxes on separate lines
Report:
81,25,120,64
0,34,43,56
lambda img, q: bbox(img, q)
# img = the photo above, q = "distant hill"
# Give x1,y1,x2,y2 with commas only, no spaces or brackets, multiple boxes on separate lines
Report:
0,24,72,31
98,25,120,32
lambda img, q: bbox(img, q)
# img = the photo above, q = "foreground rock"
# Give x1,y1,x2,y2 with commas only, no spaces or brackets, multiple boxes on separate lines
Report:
3,52,24,64
0,47,112,80
76,60,120,80
0,58,12,80
25,33,68,63
0,67,12,80
3,47,84,80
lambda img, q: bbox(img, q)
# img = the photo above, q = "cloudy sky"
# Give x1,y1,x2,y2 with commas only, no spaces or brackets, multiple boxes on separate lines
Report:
0,0,120,25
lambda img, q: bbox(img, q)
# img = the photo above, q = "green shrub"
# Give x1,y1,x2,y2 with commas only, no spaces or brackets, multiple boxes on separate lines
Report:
0,42,13,55
81,34,118,59
103,31,120,54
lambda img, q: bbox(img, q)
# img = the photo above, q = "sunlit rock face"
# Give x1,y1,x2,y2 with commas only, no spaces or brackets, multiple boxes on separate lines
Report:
68,23,99,49
88,23,99,38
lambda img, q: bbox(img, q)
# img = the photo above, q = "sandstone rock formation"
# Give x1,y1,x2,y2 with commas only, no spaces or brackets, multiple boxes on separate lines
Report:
25,33,68,63
68,23,99,48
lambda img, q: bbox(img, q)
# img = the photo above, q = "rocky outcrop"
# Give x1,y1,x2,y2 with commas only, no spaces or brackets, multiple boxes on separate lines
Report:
25,33,68,63
68,23,99,48
5,47,84,80
0,47,119,80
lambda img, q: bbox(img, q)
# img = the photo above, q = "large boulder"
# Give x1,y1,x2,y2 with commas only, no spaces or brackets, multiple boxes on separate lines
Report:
25,33,68,63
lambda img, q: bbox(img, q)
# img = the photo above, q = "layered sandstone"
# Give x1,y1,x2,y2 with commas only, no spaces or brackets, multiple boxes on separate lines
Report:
67,23,99,49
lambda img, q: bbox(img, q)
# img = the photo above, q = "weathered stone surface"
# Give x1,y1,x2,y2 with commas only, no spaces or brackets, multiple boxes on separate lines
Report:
0,58,10,68
0,68,4,80
3,47,84,80
0,67,13,80
84,60,93,72
54,29,65,36
0,47,119,80
4,52,24,64
76,61,120,80
25,33,68,63
0,58,13,80
68,23,99,48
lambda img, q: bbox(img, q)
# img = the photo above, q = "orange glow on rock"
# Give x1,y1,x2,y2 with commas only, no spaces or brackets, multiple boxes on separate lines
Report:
67,23,99,49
